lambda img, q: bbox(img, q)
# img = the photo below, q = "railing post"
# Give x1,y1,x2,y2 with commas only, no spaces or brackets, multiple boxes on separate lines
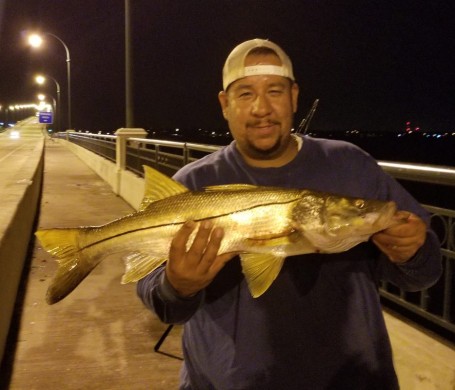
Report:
183,143,189,166
114,128,147,193
65,129,76,141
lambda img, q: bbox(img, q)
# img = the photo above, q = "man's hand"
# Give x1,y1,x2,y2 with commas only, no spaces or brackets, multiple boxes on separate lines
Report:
166,220,237,297
372,211,427,263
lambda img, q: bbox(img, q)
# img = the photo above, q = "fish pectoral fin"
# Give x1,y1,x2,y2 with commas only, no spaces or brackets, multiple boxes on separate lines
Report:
240,253,286,298
139,165,189,211
121,252,167,284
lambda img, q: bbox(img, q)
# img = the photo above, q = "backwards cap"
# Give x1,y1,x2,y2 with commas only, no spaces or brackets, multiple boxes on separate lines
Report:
222,38,295,90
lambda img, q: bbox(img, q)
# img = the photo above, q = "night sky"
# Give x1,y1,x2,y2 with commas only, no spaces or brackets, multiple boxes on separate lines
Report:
0,1,454,133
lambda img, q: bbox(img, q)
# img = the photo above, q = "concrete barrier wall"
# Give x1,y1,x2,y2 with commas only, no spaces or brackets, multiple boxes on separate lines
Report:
0,139,45,364
63,139,145,210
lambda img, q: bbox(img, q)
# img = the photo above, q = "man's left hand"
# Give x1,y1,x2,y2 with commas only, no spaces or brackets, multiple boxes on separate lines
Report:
372,211,427,264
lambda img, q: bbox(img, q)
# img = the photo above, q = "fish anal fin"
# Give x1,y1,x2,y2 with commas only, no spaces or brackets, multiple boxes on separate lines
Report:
240,253,286,298
139,165,189,211
121,252,167,283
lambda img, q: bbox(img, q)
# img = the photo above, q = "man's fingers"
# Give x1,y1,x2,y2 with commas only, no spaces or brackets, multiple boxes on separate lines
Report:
198,227,224,271
189,220,215,258
169,220,222,270
169,220,197,260
166,221,232,296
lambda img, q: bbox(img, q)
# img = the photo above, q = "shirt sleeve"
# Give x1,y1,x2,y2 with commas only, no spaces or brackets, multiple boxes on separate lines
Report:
376,230,442,291
137,266,205,324
367,159,443,291
337,147,442,291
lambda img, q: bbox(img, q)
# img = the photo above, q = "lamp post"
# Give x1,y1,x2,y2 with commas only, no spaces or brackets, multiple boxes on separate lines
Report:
35,74,61,131
28,32,71,129
125,0,134,127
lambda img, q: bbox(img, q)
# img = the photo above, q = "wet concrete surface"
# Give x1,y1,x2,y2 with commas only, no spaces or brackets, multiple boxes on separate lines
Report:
1,140,182,389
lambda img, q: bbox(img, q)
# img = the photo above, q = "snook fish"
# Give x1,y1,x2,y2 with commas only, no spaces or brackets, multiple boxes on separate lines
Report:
36,166,397,304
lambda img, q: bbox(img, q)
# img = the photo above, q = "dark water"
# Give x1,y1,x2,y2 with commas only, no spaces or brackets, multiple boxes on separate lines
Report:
333,132,455,167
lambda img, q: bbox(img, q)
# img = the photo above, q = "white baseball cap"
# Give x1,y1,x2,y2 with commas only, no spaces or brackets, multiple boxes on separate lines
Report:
222,38,295,90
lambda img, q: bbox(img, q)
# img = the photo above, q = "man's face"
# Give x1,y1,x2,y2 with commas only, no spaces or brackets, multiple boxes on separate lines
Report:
219,53,299,163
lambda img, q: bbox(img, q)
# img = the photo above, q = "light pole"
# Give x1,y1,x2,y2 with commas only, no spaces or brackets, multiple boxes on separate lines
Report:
28,32,71,129
35,74,61,131
125,0,134,127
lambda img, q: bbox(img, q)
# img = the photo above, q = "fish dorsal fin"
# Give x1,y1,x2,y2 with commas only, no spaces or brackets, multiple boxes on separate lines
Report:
240,253,286,298
121,251,168,283
204,184,260,192
139,165,189,211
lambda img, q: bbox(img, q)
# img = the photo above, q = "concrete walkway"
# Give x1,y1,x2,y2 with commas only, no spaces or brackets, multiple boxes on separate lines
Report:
2,140,182,389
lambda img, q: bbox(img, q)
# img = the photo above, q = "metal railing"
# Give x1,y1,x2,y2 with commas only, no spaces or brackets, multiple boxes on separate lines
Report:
56,131,455,338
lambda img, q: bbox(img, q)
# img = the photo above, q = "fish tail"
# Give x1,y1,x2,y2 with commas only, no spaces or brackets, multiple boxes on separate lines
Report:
35,228,99,304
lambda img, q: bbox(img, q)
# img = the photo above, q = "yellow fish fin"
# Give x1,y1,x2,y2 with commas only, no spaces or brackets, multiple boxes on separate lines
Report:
35,228,101,305
121,252,167,283
240,253,286,298
204,184,259,191
139,165,189,211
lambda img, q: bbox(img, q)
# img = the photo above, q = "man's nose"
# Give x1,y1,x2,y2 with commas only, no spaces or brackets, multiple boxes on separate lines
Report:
251,94,272,116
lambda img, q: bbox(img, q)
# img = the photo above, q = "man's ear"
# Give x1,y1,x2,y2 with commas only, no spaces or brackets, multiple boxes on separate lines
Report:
218,91,228,120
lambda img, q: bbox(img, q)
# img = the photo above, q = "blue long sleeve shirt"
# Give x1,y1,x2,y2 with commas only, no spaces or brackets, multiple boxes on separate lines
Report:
137,136,442,390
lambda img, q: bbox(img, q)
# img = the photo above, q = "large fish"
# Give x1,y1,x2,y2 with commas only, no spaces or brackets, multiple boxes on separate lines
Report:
36,166,397,304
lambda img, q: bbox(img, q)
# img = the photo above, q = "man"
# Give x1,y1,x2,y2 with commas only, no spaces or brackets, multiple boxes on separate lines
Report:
137,39,441,389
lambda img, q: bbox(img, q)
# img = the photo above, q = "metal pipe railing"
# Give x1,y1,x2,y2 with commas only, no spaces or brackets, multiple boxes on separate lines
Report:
378,161,455,187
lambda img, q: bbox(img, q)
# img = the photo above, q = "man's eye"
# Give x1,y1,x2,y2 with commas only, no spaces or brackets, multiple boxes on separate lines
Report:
269,89,284,96
238,92,252,98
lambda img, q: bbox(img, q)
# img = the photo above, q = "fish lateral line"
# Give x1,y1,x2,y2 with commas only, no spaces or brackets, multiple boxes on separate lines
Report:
78,197,302,251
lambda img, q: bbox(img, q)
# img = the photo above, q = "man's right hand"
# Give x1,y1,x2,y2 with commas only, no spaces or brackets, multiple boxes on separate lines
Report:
166,220,236,297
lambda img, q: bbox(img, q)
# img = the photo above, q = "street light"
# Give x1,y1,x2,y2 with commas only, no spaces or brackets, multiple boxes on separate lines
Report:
28,32,71,129
125,0,134,127
37,94,56,116
35,74,61,131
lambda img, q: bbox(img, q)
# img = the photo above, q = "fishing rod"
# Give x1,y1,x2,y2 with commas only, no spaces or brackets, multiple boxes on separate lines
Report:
295,98,319,135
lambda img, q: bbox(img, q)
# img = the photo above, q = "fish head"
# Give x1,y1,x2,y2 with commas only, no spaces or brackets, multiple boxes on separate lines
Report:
292,191,397,252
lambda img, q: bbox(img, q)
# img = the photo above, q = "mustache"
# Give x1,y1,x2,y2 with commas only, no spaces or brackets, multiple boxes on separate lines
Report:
247,120,280,127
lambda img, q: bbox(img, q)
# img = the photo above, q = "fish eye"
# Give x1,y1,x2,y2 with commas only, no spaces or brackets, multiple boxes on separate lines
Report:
354,199,365,208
